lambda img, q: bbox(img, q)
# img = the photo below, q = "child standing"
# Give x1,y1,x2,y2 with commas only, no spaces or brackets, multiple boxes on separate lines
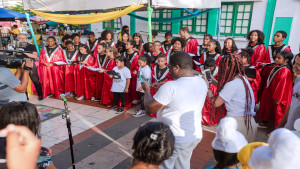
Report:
222,38,238,55
258,51,293,128
110,56,131,112
161,32,173,54
246,30,266,66
100,47,117,107
94,43,107,101
151,41,165,64
133,54,152,117
100,29,116,48
132,33,144,51
197,34,212,57
240,48,261,104
199,39,222,66
86,31,99,55
166,37,186,64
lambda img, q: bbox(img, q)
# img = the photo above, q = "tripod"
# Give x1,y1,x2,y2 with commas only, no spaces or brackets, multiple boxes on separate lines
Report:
61,97,76,169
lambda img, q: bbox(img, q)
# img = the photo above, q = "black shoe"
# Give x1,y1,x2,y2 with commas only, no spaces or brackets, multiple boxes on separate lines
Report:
38,96,43,101
109,106,118,110
117,108,125,112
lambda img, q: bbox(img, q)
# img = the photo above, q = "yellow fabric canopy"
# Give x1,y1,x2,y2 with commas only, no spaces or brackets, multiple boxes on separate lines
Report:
30,4,144,25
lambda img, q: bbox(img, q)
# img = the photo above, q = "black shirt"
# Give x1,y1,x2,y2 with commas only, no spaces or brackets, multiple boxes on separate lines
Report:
88,40,96,51
17,44,37,60
156,66,168,80
98,54,106,67
106,41,114,48
74,43,83,51
163,42,172,52
46,46,58,57
271,44,285,60
198,45,208,57
65,50,76,60
207,53,218,59
151,52,164,63
78,54,89,62
124,51,138,68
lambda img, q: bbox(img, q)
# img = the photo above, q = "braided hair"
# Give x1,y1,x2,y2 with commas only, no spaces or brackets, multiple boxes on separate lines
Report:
216,54,253,130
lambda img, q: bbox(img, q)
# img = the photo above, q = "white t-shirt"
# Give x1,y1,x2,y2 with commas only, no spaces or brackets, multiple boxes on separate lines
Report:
285,76,300,130
110,66,131,93
136,65,152,93
154,76,207,143
219,76,256,117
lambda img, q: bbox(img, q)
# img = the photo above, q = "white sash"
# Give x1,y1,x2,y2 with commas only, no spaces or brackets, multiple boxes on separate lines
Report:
214,54,221,61
63,49,78,67
86,40,98,52
97,54,107,68
166,48,172,64
212,66,219,77
44,46,59,63
130,53,138,63
197,45,201,56
268,45,289,63
79,54,91,70
105,58,114,69
153,65,169,82
266,66,286,87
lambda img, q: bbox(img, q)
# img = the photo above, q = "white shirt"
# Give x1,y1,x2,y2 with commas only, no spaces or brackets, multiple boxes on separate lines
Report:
110,66,131,93
136,65,152,93
219,76,256,117
154,76,207,143
285,76,300,130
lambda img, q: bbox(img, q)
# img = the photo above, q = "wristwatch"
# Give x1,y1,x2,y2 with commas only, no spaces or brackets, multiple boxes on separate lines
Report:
23,65,33,71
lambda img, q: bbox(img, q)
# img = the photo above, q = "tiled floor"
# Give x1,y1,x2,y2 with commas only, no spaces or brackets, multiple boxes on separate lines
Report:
29,95,268,169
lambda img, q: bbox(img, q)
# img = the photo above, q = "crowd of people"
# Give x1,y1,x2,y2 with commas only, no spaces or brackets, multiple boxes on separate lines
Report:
1,24,300,169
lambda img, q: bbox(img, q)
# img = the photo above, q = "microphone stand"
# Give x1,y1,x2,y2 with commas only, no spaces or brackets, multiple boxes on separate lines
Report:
61,97,76,169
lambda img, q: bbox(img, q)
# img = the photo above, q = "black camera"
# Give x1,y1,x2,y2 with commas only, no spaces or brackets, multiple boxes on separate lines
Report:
0,56,23,68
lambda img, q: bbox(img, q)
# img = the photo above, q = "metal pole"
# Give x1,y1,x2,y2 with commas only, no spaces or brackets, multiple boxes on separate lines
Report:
25,12,40,55
147,0,153,42
217,8,221,42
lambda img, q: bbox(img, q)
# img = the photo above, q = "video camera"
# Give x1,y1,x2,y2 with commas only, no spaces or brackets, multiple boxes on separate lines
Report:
0,41,33,68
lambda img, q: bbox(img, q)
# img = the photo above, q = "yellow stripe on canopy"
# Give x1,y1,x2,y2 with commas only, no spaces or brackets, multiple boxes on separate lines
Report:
30,4,144,25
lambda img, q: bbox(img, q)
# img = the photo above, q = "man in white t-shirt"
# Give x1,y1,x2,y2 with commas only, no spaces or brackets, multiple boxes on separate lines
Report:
141,52,207,169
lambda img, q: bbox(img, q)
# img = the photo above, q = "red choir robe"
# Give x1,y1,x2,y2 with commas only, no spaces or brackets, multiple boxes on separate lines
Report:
124,51,140,102
248,43,266,67
161,42,173,55
166,48,181,65
39,46,66,98
100,58,116,106
265,45,291,63
106,41,116,48
184,37,199,56
95,53,107,99
258,66,293,128
86,39,99,57
74,54,97,99
199,53,222,66
196,66,225,125
257,65,274,102
63,49,79,93
244,65,261,104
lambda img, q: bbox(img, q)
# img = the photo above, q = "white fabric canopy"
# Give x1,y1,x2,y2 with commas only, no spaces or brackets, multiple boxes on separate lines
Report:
23,0,221,12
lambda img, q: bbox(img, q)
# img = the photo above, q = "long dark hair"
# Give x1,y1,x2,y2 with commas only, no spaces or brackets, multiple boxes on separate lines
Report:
210,39,222,55
216,54,252,130
132,122,175,166
101,29,114,41
279,50,294,71
213,149,239,169
133,33,144,49
222,38,238,54
0,102,41,138
79,44,91,55
246,30,265,44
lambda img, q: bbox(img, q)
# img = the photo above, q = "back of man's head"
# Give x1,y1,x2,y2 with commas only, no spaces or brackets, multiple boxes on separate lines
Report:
169,52,193,70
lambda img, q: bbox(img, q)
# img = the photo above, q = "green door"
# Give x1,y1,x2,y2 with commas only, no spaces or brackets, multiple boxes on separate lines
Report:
271,17,293,45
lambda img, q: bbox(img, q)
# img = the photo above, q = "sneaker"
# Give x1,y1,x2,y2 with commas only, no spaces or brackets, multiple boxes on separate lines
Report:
117,107,125,113
133,110,145,117
109,106,118,110
91,97,95,101
132,100,140,104
77,96,84,101
38,96,43,101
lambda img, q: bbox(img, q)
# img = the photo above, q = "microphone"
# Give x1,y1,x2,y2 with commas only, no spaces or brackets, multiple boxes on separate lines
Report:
59,94,67,101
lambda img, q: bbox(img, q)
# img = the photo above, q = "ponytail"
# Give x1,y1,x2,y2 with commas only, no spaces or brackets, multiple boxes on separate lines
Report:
279,51,294,71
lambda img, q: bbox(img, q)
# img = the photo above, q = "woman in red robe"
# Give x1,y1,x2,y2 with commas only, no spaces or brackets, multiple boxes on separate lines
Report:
100,47,117,106
246,30,266,67
74,44,96,100
39,36,65,98
258,51,293,128
94,43,107,101
63,41,78,95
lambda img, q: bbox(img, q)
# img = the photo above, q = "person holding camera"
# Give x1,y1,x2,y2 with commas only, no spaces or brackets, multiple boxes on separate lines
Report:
0,59,34,106
17,33,44,100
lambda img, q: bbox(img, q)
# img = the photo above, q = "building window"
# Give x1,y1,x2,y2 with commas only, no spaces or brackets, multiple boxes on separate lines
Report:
181,10,208,34
103,18,121,30
220,2,253,36
151,10,172,32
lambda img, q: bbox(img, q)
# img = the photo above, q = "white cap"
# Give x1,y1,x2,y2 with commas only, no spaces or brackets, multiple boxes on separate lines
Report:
292,118,300,138
212,117,248,153
249,128,300,169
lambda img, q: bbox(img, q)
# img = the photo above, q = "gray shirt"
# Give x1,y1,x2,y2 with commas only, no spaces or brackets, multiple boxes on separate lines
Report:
285,76,300,130
0,66,27,105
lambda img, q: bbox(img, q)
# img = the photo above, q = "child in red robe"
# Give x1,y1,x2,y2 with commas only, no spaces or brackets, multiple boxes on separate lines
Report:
94,43,107,101
132,33,144,52
150,55,172,118
196,34,212,57
240,48,261,104
151,41,165,65
161,32,173,54
74,44,96,100
63,41,78,96
199,39,222,66
166,37,186,64
246,30,266,67
86,31,99,56
258,51,294,128
100,47,117,106
197,58,225,126
222,38,238,55
100,29,116,48
179,27,198,55
39,36,66,98
124,40,140,104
